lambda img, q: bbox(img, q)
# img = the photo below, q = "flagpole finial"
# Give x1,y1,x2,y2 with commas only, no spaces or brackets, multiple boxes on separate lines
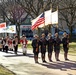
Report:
57,6,58,11
50,4,52,10
51,0,52,2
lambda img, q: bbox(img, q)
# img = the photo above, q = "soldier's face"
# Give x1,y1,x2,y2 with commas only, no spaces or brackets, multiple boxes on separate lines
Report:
23,36,25,39
63,33,67,37
15,37,18,40
42,35,45,38
55,33,58,37
64,34,66,37
6,36,8,38
48,34,51,37
35,36,38,39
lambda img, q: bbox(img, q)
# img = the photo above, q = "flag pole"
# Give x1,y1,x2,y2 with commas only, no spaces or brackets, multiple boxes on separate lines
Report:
43,0,47,34
56,6,59,33
43,6,45,34
49,3,52,33
57,6,58,26
55,6,59,33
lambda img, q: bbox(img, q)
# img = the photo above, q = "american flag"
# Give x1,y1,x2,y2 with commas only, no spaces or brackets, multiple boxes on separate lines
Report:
31,13,45,30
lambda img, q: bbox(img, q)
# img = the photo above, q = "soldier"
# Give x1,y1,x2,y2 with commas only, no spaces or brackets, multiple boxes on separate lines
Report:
1,37,6,52
62,32,69,60
9,37,13,51
47,33,54,62
13,36,18,54
5,36,9,53
40,33,47,63
32,34,40,63
20,35,28,55
54,33,61,61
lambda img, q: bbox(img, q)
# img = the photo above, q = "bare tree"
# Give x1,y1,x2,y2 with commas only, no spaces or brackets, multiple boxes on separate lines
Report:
58,0,76,38
18,0,76,37
0,0,76,39
16,0,53,19
0,0,29,40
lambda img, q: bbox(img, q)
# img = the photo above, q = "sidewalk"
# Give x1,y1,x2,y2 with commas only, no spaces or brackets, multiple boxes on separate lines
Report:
0,49,76,75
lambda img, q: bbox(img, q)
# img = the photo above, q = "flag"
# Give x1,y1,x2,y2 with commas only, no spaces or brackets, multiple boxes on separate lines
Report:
0,25,16,33
6,25,16,33
0,22,6,29
31,13,45,30
0,22,6,33
45,10,52,25
52,10,58,24
38,23,45,28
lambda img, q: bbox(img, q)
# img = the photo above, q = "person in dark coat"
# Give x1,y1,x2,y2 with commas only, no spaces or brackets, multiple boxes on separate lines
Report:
40,33,47,63
1,37,6,52
55,26,59,33
54,33,61,61
32,34,40,63
47,33,54,62
13,36,18,54
62,32,69,60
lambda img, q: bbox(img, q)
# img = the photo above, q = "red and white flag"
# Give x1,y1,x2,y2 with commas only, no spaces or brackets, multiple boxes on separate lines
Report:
0,22,6,29
31,13,45,30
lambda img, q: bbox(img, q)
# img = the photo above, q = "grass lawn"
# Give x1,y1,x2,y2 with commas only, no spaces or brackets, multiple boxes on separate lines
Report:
60,42,76,56
0,65,16,75
19,41,76,56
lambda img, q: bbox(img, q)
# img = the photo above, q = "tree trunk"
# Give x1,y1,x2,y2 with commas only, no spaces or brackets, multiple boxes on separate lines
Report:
68,26,73,41
16,23,20,44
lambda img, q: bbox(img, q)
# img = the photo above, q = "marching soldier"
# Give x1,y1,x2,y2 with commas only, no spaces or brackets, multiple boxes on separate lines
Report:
9,37,13,51
54,33,61,61
47,33,54,62
40,33,47,63
62,32,69,60
13,36,18,54
5,36,9,53
20,35,28,55
32,34,40,63
1,37,6,52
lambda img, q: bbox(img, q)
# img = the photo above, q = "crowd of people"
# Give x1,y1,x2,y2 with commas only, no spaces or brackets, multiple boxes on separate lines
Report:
0,35,28,55
32,32,69,63
0,32,69,63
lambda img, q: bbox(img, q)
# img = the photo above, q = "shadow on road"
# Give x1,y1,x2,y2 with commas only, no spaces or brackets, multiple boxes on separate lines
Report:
4,53,34,58
3,51,41,59
39,60,76,71
1,50,76,73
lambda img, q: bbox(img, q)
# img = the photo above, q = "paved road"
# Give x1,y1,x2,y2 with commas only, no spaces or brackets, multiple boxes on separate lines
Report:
0,49,76,75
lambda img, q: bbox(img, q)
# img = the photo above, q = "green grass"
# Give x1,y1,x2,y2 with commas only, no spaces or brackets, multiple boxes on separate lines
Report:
60,42,76,56
0,65,16,75
19,41,32,49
